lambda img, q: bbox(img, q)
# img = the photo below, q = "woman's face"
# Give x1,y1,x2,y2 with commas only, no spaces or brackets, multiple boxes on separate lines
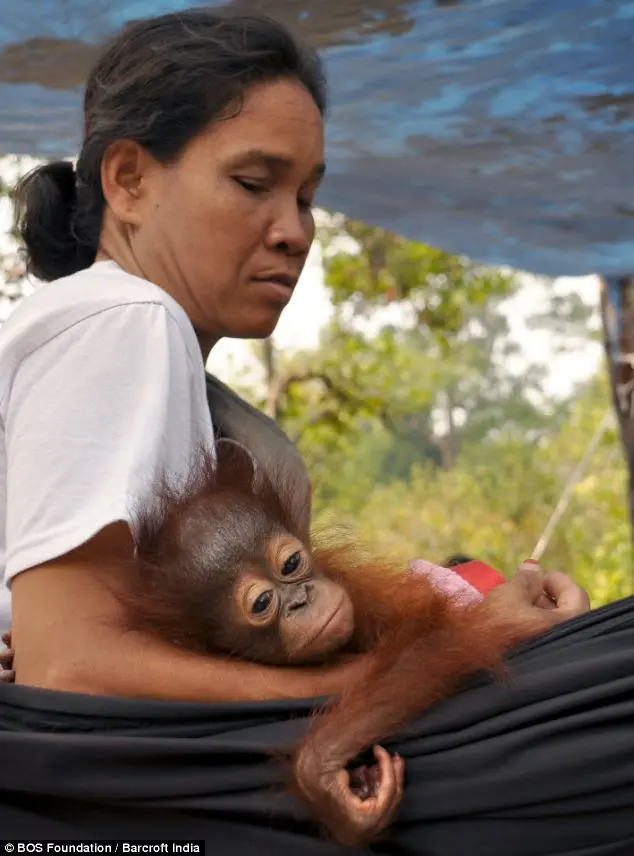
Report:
127,78,325,341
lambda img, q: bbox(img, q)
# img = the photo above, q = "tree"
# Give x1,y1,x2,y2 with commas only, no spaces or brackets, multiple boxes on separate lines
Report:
0,155,39,322
260,217,590,481
348,375,631,605
236,218,632,604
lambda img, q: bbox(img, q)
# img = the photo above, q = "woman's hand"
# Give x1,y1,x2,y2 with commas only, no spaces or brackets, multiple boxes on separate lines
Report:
1,630,14,683
484,563,590,628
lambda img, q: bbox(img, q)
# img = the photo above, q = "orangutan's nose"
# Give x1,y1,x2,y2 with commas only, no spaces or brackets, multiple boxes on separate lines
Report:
285,582,314,613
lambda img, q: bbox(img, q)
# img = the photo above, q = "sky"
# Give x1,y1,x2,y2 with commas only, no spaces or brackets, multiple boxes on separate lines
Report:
0,155,603,400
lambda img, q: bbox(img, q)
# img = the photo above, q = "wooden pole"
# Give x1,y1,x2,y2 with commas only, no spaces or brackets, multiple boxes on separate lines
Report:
599,276,634,578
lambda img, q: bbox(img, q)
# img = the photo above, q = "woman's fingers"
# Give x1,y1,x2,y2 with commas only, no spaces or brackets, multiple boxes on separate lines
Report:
487,567,545,610
506,561,589,617
1,631,15,682
510,567,546,603
534,592,556,610
517,561,557,610
484,561,589,630
543,571,590,616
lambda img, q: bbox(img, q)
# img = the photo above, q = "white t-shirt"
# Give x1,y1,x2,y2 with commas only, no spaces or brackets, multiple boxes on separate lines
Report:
0,260,215,632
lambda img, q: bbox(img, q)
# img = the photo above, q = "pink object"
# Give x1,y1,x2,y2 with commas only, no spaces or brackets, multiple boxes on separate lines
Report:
408,559,483,605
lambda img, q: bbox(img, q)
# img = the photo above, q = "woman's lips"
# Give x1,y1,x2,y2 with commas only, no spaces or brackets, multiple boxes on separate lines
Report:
252,275,296,302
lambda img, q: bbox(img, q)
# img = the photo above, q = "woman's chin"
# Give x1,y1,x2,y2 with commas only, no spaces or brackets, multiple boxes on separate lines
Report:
239,314,285,341
206,307,286,342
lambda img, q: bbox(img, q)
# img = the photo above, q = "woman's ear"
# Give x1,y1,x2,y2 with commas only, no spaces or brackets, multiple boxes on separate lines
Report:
100,140,157,227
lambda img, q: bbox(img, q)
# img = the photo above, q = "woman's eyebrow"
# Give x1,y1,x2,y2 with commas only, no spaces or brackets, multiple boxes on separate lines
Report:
232,148,326,178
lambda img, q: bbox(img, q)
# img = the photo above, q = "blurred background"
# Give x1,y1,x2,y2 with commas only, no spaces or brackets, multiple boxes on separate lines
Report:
1,0,633,604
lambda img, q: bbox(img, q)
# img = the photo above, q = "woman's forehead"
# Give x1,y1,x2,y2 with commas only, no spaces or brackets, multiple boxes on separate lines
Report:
196,79,325,171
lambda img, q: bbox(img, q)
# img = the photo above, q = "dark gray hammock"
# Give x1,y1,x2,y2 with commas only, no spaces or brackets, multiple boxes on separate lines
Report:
0,596,633,854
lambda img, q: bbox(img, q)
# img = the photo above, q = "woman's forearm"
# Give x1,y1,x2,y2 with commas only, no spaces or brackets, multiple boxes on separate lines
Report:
10,547,362,704
29,628,359,702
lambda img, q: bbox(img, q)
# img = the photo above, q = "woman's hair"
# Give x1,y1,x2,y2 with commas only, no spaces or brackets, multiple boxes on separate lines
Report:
444,554,474,568
14,11,327,283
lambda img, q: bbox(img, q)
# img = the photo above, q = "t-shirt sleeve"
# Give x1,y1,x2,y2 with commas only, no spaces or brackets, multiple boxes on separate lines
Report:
3,302,213,584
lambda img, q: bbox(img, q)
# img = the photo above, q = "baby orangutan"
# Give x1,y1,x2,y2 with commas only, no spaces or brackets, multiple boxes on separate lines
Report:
121,442,356,666
117,441,559,849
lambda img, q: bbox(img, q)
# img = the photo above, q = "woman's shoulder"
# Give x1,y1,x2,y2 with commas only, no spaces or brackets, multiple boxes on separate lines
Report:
0,260,199,367
4,261,189,336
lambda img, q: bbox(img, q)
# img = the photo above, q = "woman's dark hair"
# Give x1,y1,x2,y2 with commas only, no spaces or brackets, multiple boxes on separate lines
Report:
14,11,327,282
444,554,474,568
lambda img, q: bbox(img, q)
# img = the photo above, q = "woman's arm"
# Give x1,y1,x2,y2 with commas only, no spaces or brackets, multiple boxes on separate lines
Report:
2,303,360,703
11,526,590,703
11,523,360,701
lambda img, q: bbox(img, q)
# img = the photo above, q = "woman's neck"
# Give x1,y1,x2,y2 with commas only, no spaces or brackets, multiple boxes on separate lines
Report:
94,249,219,364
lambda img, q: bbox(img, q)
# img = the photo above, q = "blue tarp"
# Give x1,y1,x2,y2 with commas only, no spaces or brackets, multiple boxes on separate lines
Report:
0,0,632,276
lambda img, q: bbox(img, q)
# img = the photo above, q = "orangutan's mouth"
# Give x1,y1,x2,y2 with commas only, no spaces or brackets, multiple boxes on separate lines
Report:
303,594,347,649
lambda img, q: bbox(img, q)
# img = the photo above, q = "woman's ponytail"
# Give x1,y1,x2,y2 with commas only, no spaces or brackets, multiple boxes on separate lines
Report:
14,161,97,282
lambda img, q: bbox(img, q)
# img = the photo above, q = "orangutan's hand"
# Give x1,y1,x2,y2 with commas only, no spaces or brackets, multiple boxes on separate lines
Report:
294,743,404,849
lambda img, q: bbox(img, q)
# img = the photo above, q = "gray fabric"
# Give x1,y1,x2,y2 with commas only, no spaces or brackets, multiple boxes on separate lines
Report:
205,372,312,535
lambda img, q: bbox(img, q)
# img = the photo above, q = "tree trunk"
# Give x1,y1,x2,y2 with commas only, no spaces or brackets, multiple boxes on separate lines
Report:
600,276,634,555
438,386,458,469
262,338,279,420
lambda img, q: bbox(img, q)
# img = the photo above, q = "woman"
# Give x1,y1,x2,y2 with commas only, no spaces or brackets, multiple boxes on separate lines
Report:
0,9,587,699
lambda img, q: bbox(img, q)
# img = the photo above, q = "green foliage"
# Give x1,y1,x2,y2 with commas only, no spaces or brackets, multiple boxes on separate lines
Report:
272,218,590,498
320,219,512,334
341,376,632,606
271,222,555,485
0,155,31,308
252,217,631,606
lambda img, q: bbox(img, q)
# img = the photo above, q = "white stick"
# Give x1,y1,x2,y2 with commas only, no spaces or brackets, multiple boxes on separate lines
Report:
530,410,614,562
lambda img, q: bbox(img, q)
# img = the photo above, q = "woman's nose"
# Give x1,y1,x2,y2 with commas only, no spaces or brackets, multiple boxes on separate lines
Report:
266,206,314,256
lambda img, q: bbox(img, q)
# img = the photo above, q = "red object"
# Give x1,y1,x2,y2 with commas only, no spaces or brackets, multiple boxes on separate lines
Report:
452,561,506,596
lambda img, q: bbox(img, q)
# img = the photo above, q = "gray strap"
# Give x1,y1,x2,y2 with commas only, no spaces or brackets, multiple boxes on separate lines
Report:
205,373,312,535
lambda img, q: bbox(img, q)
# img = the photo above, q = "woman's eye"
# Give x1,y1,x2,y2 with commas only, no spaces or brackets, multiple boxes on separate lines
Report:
251,590,274,615
235,177,266,194
297,198,313,212
281,551,302,577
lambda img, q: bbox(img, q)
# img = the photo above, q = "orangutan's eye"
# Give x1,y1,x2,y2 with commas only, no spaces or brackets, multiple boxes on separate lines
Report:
281,551,302,577
251,590,274,615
